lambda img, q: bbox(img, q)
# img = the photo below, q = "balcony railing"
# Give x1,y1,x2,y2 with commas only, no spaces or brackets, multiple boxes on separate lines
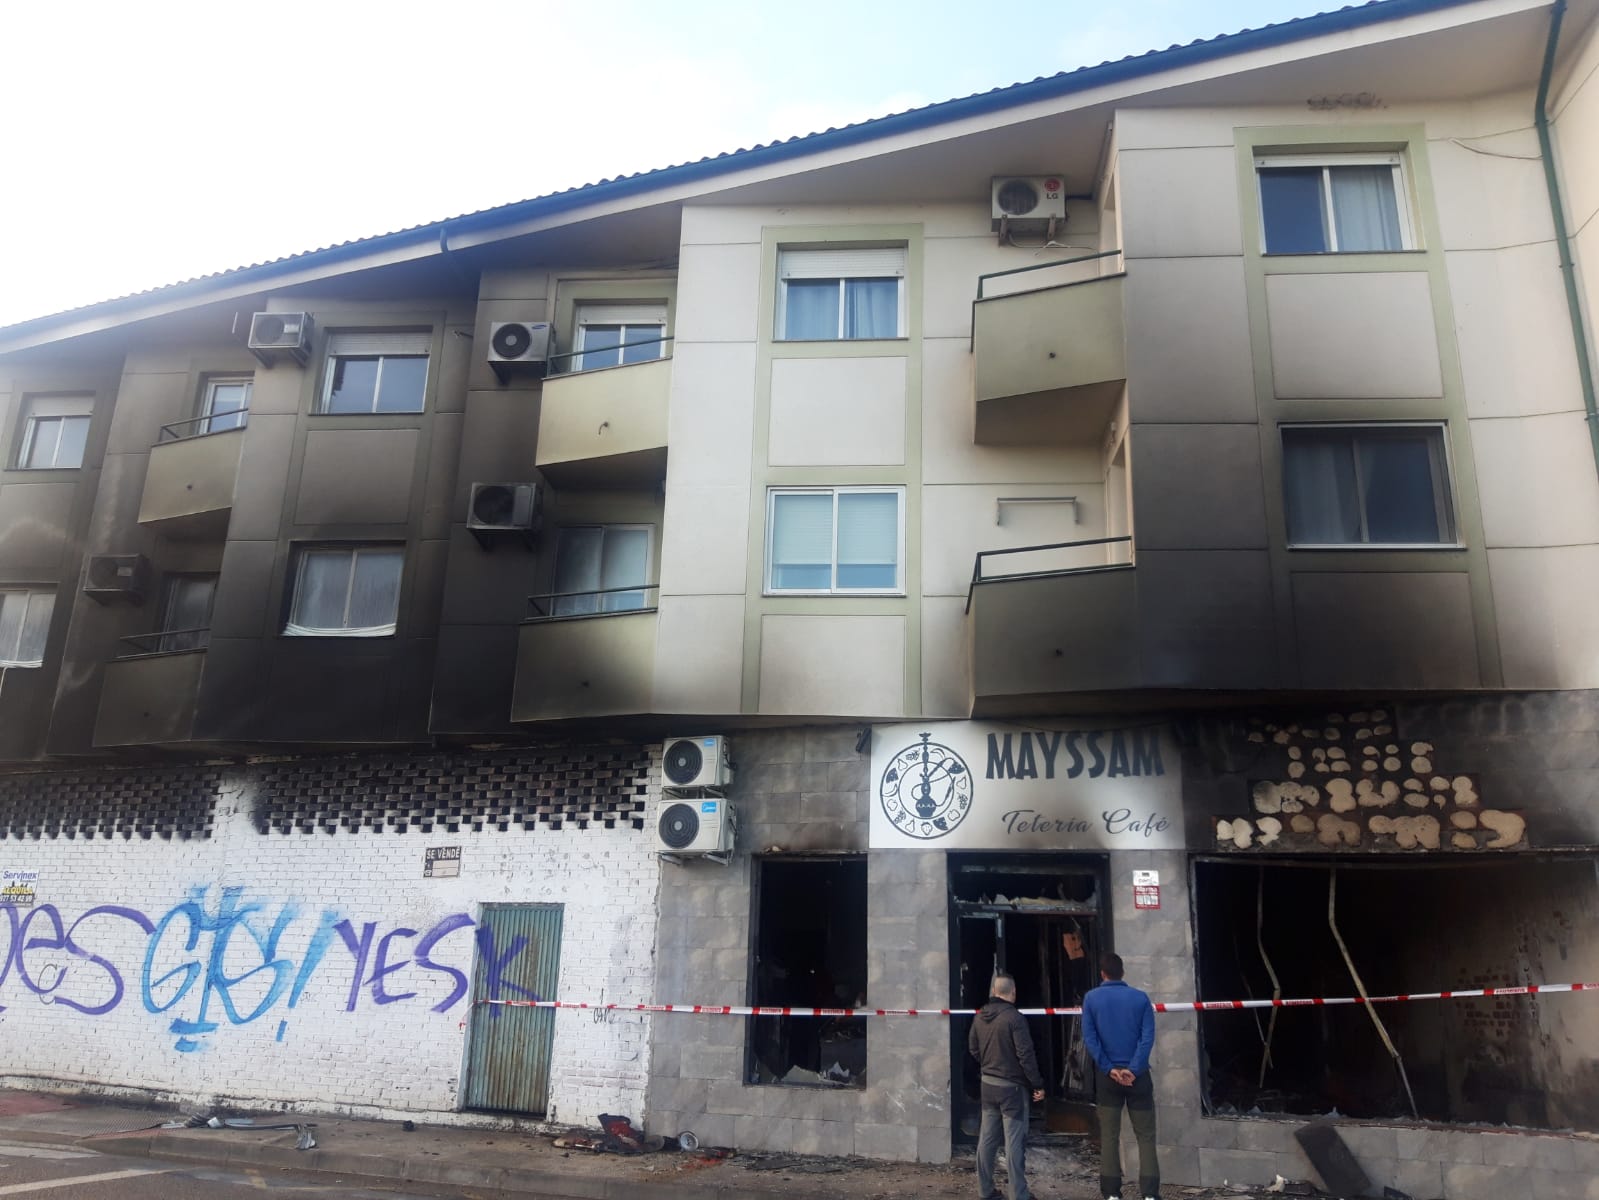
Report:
969,250,1124,345
545,336,674,376
117,628,211,657
525,583,660,620
967,535,1134,612
157,408,249,442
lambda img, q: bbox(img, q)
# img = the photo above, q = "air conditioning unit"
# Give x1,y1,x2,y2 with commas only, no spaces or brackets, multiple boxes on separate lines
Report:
661,735,734,790
246,311,313,367
487,321,553,382
466,483,541,550
991,176,1068,234
655,796,735,856
83,554,151,605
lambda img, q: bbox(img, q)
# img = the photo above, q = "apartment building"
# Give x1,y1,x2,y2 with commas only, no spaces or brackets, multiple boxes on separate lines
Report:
1,0,1597,1193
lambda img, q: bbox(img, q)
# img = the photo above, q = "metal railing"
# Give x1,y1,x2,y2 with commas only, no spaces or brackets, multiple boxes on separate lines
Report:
526,583,660,620
117,628,210,657
965,535,1133,613
546,336,674,377
156,409,249,443
970,249,1123,345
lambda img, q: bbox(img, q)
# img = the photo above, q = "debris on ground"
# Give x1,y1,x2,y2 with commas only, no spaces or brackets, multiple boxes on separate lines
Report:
157,1114,317,1150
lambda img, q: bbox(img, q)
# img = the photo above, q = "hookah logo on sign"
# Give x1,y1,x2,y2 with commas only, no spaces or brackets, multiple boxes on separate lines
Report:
879,732,974,840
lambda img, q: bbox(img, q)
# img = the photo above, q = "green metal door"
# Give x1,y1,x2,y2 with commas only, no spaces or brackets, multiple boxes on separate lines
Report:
462,903,564,1114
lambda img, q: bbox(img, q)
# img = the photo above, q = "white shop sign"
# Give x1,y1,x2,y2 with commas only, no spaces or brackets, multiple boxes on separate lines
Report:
869,721,1183,850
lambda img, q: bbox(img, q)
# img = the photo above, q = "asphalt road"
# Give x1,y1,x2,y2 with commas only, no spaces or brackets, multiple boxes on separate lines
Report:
0,1139,534,1199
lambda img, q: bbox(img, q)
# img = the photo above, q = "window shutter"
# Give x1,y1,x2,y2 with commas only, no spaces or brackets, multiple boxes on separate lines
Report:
576,304,667,326
28,395,93,418
325,332,431,356
837,493,898,565
771,493,834,565
779,247,905,280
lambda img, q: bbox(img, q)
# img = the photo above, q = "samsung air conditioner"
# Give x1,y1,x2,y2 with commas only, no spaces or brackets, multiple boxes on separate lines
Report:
246,311,313,367
991,176,1068,235
655,796,735,856
83,554,151,605
487,321,553,382
661,735,734,790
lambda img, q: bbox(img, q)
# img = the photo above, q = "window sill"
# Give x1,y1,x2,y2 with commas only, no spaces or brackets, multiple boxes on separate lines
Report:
763,590,906,598
6,465,83,474
308,410,426,419
773,337,909,345
1261,248,1425,258
0,661,42,669
280,628,399,639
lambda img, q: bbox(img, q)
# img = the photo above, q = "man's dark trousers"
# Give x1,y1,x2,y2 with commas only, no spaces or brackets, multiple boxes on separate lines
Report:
1096,1068,1159,1198
976,1077,1031,1200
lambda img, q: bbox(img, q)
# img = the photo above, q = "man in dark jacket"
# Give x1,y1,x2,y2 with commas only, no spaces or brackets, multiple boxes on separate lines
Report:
967,972,1044,1200
1081,952,1159,1200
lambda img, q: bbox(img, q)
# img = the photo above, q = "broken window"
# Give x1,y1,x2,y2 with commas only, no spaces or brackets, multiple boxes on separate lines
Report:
748,857,867,1087
1195,857,1599,1131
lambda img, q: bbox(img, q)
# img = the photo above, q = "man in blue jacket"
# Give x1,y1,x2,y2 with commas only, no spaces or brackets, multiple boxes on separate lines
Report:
1081,952,1159,1200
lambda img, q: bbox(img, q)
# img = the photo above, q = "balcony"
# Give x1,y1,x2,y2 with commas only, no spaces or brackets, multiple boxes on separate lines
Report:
966,537,1137,711
971,253,1125,445
511,586,659,722
93,633,208,747
137,415,246,539
535,348,672,489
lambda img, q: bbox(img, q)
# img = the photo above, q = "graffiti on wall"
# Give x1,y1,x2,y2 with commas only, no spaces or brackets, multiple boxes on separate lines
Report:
0,886,539,1052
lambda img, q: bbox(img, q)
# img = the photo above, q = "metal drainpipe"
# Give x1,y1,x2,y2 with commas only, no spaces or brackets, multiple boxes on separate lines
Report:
1534,0,1599,480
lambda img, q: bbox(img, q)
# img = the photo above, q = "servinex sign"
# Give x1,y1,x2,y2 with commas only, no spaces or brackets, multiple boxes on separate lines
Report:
869,721,1182,850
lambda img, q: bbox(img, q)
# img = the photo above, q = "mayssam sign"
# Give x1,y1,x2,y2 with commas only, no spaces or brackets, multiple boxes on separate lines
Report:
869,721,1182,850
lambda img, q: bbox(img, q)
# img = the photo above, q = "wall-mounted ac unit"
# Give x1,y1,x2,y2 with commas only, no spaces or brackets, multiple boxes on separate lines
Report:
466,482,541,550
991,176,1068,235
246,311,313,367
487,321,553,383
83,554,151,605
655,796,735,856
661,735,734,790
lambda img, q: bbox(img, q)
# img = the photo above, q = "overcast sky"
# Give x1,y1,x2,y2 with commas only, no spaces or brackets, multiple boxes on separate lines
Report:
0,0,1338,329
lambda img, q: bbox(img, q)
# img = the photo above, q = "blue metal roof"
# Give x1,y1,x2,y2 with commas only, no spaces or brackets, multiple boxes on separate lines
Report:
0,0,1480,338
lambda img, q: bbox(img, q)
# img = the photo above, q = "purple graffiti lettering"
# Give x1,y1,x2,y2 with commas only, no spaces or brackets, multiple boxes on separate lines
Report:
368,928,417,1005
17,906,68,997
474,928,539,1004
58,905,155,1016
334,920,376,1013
416,913,474,1012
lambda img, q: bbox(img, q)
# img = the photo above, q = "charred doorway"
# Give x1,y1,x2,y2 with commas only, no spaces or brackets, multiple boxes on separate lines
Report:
1194,856,1599,1132
948,854,1109,1142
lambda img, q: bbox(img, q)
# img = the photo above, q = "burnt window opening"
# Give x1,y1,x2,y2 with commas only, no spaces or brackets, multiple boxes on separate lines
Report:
748,857,867,1088
1195,857,1599,1132
949,855,1107,1139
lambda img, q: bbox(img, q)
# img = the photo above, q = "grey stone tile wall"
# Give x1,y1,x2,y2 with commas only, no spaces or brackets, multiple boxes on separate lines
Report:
644,725,952,1163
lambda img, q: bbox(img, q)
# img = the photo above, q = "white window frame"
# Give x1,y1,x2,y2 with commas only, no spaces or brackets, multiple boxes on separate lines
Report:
199,376,252,435
284,545,404,637
18,395,93,469
1281,421,1459,549
0,588,54,668
317,332,431,415
550,523,655,616
1254,153,1417,254
571,303,668,373
775,246,907,341
764,486,906,596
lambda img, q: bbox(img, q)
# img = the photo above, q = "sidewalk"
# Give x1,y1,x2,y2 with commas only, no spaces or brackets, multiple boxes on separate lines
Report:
0,1088,1163,1200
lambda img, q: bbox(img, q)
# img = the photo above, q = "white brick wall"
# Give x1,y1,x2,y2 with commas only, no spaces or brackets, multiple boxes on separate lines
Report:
0,760,662,1127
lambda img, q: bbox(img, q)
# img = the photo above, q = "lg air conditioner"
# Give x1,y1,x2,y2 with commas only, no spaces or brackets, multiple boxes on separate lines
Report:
246,311,313,367
82,554,151,605
655,796,735,856
991,176,1068,235
487,321,552,382
661,735,734,791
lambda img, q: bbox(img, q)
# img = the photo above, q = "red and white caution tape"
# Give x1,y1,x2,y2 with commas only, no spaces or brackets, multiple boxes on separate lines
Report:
472,981,1599,1017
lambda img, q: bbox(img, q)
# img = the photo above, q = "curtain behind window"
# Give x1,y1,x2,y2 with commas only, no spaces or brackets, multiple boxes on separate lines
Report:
784,280,839,340
1330,166,1402,252
1284,435,1362,543
844,279,899,339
